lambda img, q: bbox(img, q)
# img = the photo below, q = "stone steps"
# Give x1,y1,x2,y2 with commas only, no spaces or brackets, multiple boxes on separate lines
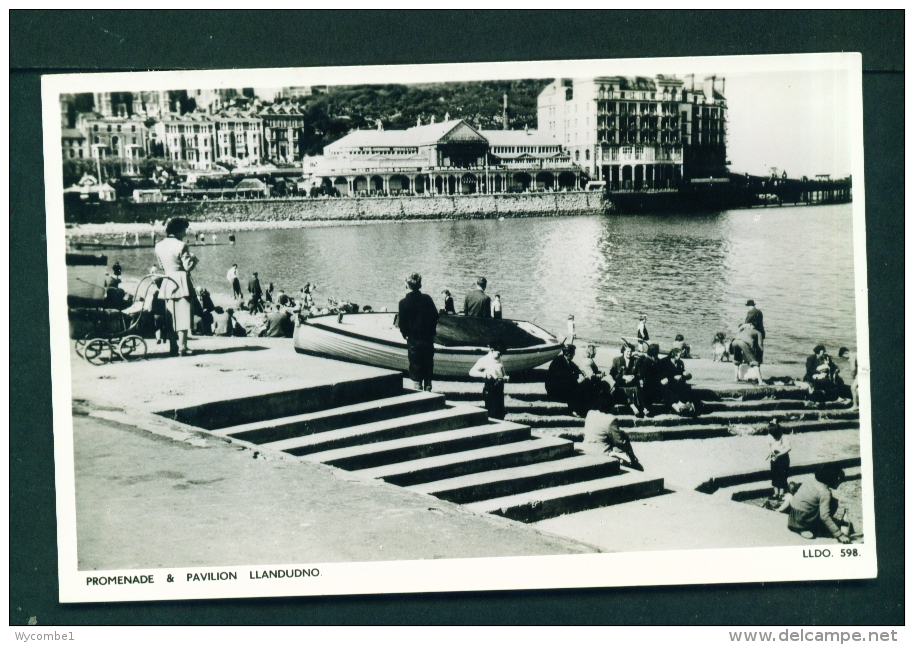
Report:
695,456,863,494
360,437,576,487
626,417,861,441
408,453,621,504
263,404,488,456
465,468,666,523
298,420,533,471
158,372,404,430
214,390,446,444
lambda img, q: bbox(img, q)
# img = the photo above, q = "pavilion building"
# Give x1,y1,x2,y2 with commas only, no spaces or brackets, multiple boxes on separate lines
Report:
308,119,582,196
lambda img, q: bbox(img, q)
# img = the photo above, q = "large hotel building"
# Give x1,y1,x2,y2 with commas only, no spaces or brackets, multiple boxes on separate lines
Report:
538,75,728,189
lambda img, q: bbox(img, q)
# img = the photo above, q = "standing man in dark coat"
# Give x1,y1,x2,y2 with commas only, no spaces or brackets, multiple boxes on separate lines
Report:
464,276,492,317
248,271,264,313
398,272,439,391
745,299,765,355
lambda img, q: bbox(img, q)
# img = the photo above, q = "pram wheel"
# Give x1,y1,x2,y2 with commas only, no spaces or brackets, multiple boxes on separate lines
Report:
84,339,113,365
74,334,91,357
117,335,147,361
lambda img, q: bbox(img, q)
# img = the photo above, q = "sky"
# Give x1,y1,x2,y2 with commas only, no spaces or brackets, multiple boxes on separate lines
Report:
724,68,854,178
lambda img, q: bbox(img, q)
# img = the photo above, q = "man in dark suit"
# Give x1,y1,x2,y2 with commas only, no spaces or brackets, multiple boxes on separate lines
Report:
398,272,439,391
463,276,492,317
248,271,264,313
745,299,765,340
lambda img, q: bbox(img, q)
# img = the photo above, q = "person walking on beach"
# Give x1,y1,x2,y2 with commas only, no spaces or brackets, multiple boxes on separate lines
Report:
211,232,217,245
398,272,439,392
111,260,122,278
248,272,264,313
469,339,510,420
464,277,492,317
229,232,236,246
838,347,858,409
566,314,576,344
227,264,243,300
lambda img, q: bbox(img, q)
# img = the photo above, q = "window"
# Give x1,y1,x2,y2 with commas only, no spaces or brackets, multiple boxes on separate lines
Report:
106,125,111,132
117,125,121,132
95,136,99,143
79,150,83,158
132,125,136,132
132,137,136,144
585,149,590,161
93,125,98,132
575,150,579,161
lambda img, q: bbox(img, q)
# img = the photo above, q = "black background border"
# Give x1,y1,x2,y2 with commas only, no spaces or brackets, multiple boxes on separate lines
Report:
10,10,904,625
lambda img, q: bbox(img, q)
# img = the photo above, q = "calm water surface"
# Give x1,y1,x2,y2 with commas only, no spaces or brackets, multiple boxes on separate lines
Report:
112,203,858,364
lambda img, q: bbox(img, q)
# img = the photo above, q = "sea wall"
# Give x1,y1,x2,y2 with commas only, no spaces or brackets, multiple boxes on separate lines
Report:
64,192,607,224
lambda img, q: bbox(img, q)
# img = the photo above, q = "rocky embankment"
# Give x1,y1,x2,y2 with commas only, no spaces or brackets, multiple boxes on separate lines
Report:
64,191,607,229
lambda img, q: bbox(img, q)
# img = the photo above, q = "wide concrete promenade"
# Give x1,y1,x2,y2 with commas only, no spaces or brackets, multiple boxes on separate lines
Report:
69,337,598,570
66,335,859,570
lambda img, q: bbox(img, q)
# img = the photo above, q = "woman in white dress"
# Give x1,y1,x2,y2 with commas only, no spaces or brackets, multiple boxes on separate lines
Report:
155,217,199,356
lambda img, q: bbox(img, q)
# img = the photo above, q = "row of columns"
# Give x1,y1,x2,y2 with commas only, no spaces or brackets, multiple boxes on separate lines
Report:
333,171,581,196
597,163,682,190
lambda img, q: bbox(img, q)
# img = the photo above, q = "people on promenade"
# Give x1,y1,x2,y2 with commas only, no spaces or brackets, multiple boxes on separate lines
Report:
671,334,692,358
573,344,613,414
229,232,236,246
636,343,662,417
492,294,503,319
142,277,166,344
566,314,576,344
838,347,858,409
212,307,233,336
636,314,650,351
787,465,853,543
397,272,439,392
545,344,586,415
154,217,199,357
227,264,243,300
609,344,643,416
469,339,510,420
262,304,295,338
464,277,492,317
766,419,792,500
745,299,766,350
248,272,264,313
657,346,695,414
712,332,731,362
195,287,216,336
211,232,217,245
441,289,455,315
584,404,643,471
730,322,764,385
134,232,140,246
265,282,275,304
112,260,122,278
803,344,839,402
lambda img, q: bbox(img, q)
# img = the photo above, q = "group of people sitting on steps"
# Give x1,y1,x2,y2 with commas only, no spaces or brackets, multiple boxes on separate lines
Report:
544,341,697,419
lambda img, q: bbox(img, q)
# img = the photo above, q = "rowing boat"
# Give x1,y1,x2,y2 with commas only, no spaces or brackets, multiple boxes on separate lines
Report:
294,312,562,377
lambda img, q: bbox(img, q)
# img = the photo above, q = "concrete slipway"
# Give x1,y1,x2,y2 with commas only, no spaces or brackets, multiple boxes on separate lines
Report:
67,336,859,571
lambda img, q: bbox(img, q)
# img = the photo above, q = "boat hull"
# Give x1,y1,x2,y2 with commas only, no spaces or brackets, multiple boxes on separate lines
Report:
294,313,561,378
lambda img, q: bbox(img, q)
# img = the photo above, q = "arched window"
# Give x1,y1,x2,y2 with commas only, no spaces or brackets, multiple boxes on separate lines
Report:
585,149,590,161
574,150,580,161
93,125,98,132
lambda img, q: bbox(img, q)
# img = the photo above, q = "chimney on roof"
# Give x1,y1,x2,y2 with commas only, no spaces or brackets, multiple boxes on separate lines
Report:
503,93,508,131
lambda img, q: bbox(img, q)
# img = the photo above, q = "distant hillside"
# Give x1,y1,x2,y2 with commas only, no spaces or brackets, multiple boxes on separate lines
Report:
291,79,552,157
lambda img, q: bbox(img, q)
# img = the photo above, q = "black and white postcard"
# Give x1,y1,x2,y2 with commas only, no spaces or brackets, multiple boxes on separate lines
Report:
41,53,874,603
